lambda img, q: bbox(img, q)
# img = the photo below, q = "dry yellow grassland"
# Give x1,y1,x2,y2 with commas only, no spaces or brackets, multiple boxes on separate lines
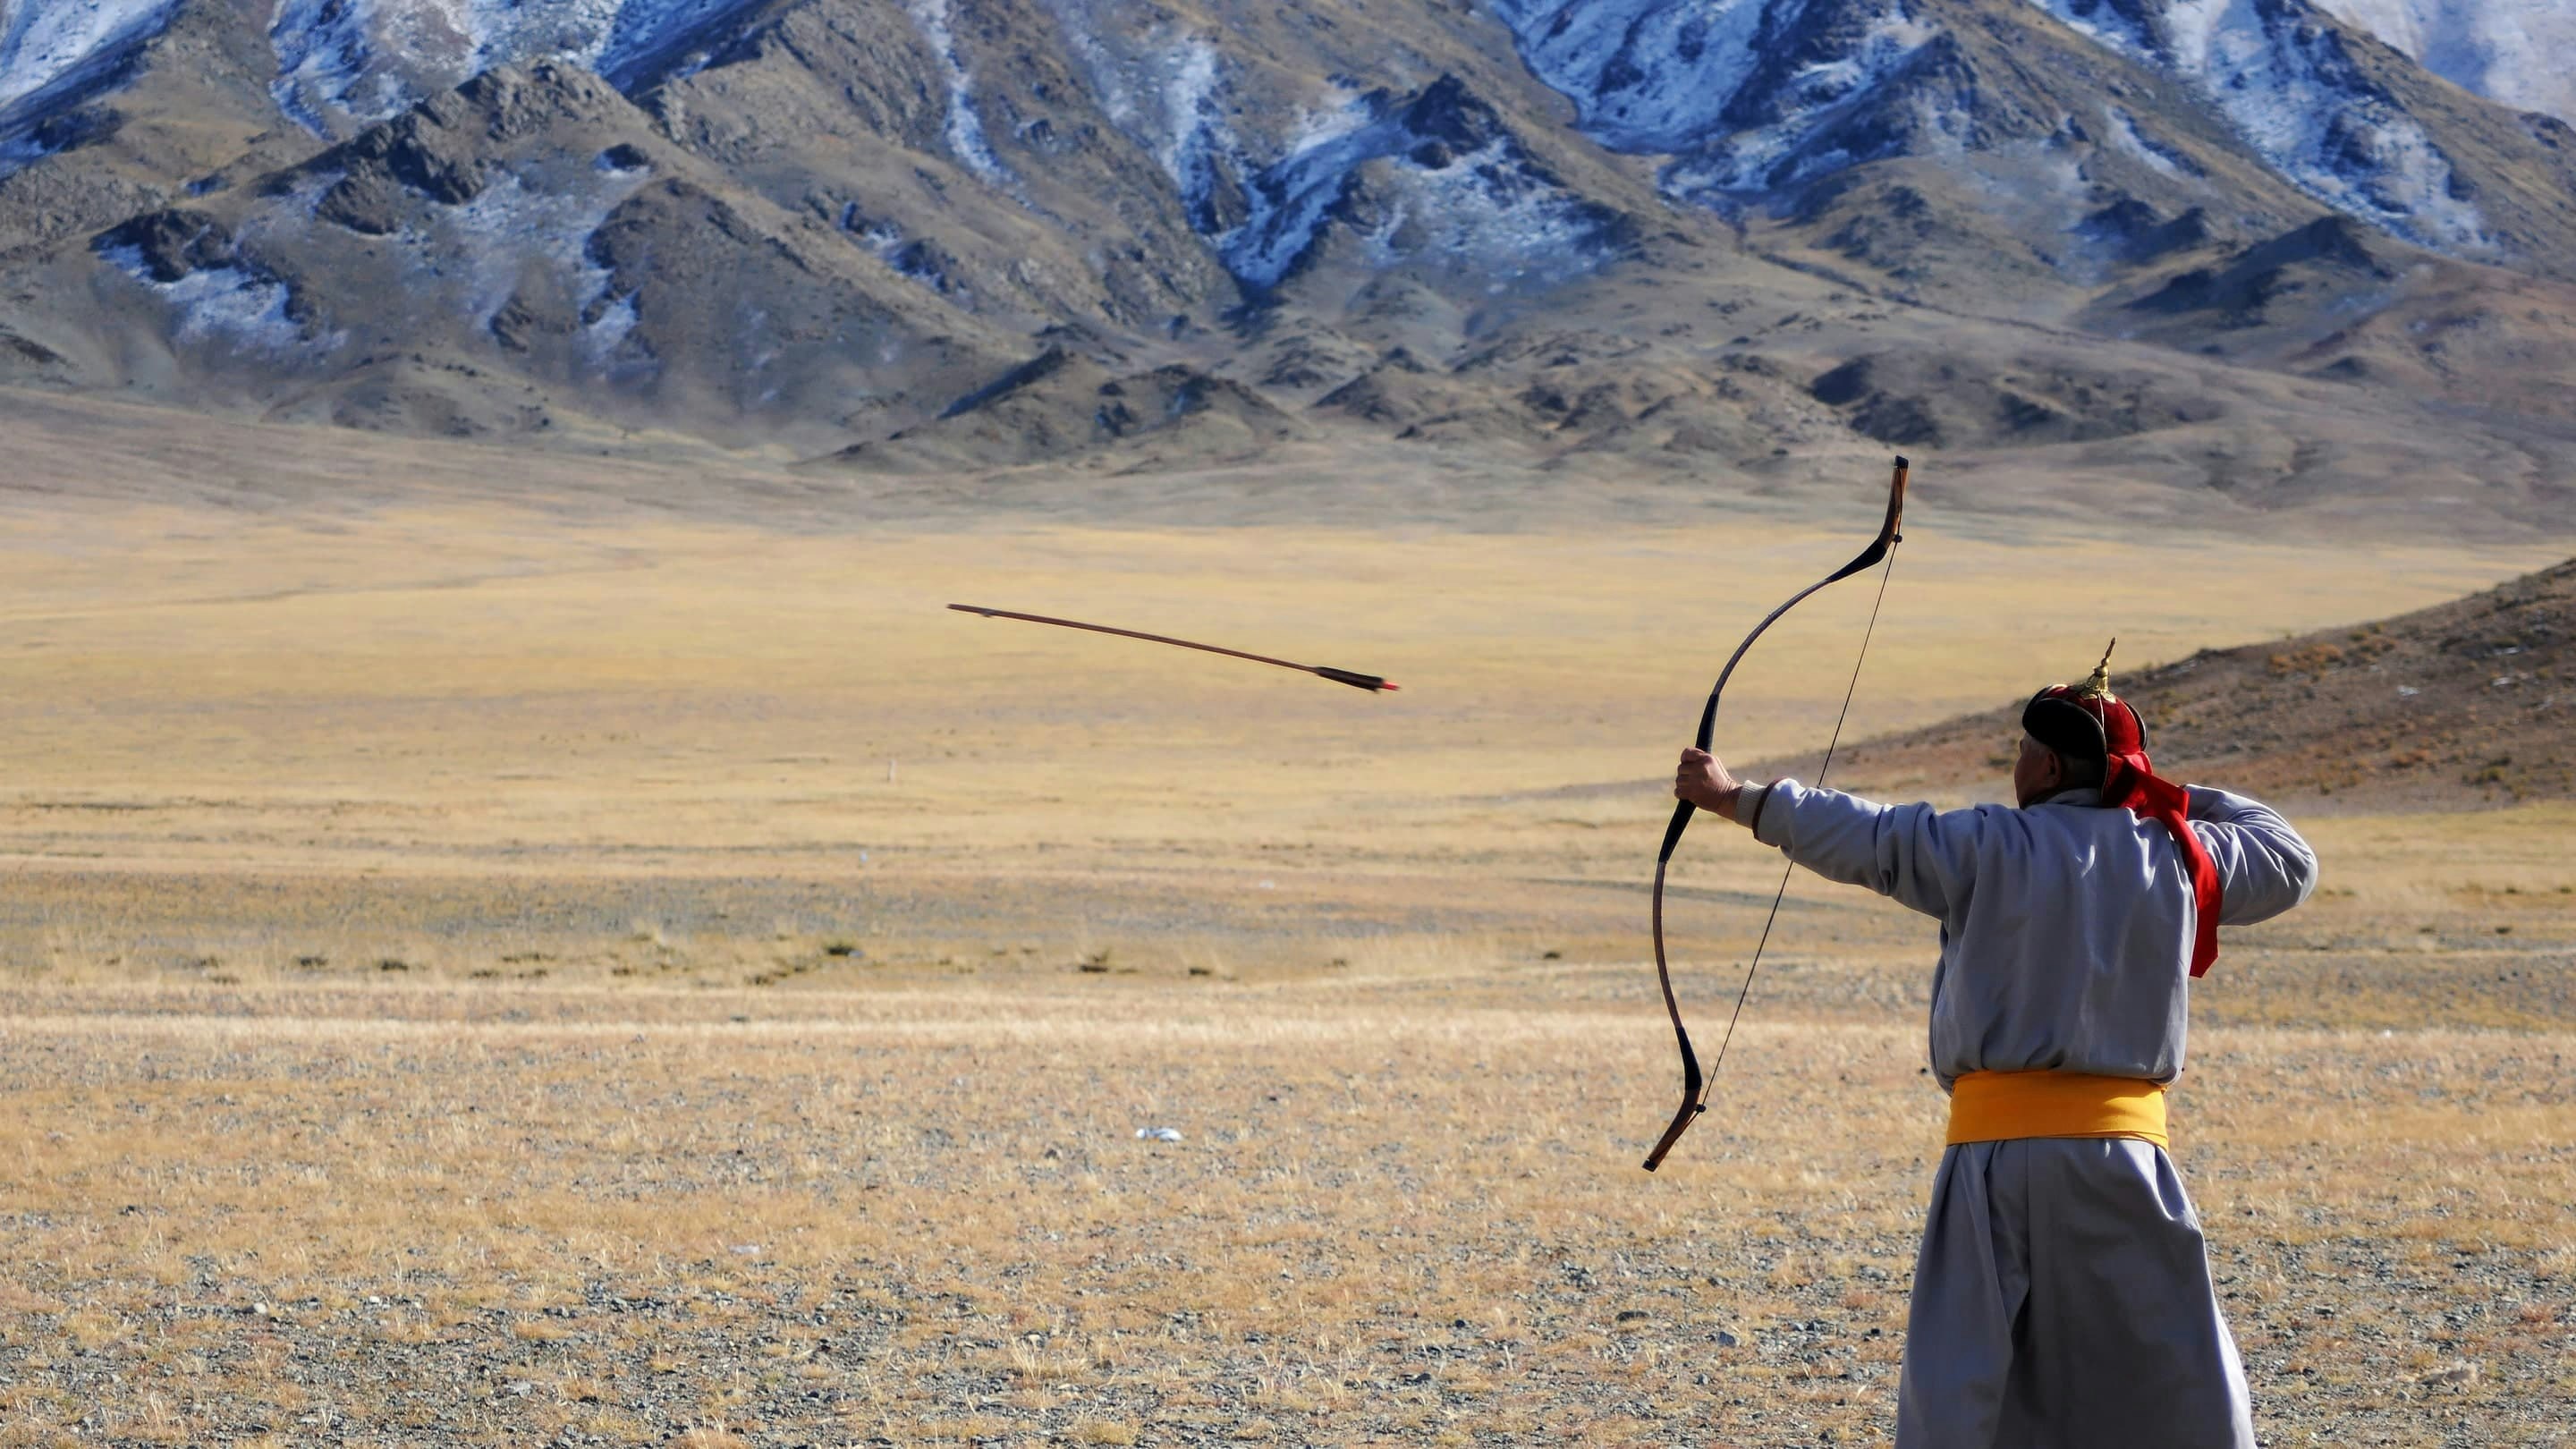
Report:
1,492,2570,1445
4,985,2569,1446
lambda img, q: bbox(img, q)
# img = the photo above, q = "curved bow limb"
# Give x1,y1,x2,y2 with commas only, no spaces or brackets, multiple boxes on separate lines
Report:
1642,455,1910,1172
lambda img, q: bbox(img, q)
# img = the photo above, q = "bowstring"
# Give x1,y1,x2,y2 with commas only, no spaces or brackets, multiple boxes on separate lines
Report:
1700,543,1902,1093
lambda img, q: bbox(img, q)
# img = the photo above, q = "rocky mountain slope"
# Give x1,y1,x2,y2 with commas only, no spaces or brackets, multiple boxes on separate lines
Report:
1809,556,2576,807
2310,0,2576,126
0,0,2569,530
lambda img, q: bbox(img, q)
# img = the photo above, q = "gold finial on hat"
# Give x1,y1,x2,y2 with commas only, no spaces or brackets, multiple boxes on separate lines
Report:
2072,639,2116,699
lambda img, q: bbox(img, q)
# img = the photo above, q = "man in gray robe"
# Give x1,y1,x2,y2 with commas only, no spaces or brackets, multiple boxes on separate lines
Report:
1674,648,2318,1448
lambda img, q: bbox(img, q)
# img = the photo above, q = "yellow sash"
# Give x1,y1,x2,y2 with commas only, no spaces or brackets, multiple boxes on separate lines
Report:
1945,1071,2169,1149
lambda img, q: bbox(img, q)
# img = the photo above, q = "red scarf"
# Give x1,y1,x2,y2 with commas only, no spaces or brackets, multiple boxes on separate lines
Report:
2029,661,2223,976
2101,744,2222,977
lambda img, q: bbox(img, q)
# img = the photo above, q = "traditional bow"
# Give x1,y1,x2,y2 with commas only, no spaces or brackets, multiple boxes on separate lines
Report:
1641,456,1910,1171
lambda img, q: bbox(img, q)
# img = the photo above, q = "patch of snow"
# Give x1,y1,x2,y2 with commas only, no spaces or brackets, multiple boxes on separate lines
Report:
2029,0,2491,252
1046,3,1621,288
580,289,638,366
0,0,185,174
2030,0,2155,52
97,242,335,356
1043,12,1272,237
450,168,656,374
1152,35,1223,183
2106,106,2190,178
155,265,302,349
1359,204,1411,269
586,0,756,86
1038,0,1138,129
267,0,767,135
1373,139,1621,286
446,174,608,325
1487,0,1781,153
2307,0,2576,125
1219,106,1412,288
268,154,652,366
257,166,347,229
1,0,183,110
268,0,463,133
1487,0,2508,258
1227,106,1623,289
899,0,1015,191
1287,84,1372,156
1662,5,1945,200
95,167,357,356
1492,0,1943,202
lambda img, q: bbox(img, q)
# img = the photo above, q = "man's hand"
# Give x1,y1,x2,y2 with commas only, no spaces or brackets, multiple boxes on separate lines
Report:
1675,747,1743,818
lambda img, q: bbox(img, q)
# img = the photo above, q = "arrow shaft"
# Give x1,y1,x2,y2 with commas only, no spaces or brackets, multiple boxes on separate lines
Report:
948,605,1397,691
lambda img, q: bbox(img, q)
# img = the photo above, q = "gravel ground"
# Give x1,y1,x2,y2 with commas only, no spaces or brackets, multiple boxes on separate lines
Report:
2,976,2568,1448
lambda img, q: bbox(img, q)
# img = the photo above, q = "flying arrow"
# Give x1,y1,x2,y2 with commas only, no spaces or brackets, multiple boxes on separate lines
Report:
946,604,1400,692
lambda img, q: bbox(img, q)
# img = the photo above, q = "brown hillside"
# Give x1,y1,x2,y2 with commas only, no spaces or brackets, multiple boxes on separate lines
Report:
1812,559,2576,809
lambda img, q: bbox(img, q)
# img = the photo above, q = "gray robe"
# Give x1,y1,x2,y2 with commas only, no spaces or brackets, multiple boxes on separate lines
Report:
1736,779,2318,1449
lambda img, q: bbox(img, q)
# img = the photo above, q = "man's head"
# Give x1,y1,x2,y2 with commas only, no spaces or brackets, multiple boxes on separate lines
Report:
2012,733,2103,806
2014,640,2141,807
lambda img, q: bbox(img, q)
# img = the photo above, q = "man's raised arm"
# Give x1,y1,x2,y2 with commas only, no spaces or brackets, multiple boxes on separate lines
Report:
1677,749,1987,920
2187,786,2319,926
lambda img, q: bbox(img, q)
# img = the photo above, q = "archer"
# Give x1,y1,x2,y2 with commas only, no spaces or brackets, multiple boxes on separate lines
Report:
1674,646,2318,1449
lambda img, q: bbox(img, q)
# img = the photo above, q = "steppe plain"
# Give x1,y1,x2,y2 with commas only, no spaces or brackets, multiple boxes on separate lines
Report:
1,386,2572,1447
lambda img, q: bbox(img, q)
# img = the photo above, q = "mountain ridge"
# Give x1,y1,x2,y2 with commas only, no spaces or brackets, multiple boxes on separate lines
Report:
0,0,2565,530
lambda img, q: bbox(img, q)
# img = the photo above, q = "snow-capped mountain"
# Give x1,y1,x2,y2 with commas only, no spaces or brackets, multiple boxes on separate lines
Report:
0,0,183,170
0,0,179,113
1007,0,1638,293
0,0,2570,491
2025,0,2489,250
1489,0,1951,196
2310,0,2576,125
266,0,767,137
1490,0,2574,265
